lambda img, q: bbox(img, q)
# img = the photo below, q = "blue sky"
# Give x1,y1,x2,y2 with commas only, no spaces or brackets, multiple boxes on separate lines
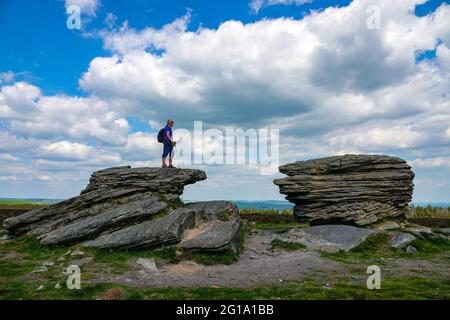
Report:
1,0,450,202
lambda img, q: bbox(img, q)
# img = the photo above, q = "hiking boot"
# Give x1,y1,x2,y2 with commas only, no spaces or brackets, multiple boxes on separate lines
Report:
162,164,168,168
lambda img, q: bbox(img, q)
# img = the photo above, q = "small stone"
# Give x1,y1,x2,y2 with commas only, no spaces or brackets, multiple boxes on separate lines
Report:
405,245,417,253
323,283,332,289
42,261,54,267
405,225,434,238
54,283,61,289
36,285,44,292
389,232,416,249
31,266,48,273
0,235,8,240
136,258,158,271
71,250,85,257
278,279,283,283
438,228,450,236
71,257,93,266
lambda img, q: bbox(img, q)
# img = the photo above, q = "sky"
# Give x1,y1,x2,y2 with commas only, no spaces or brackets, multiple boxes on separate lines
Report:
0,0,450,202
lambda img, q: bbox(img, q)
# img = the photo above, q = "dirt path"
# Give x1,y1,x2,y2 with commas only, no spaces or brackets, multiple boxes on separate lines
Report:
109,229,344,288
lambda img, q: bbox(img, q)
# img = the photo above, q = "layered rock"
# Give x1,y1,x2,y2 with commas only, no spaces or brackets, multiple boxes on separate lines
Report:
3,166,241,252
274,155,414,226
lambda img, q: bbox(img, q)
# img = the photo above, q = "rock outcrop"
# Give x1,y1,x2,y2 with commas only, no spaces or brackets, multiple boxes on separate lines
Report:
3,166,241,252
274,155,414,226
276,225,376,252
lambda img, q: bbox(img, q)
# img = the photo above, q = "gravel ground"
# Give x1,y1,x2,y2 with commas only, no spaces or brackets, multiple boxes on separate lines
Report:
109,229,344,288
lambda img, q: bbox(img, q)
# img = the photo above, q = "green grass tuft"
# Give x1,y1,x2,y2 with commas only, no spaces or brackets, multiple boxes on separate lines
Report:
271,239,307,251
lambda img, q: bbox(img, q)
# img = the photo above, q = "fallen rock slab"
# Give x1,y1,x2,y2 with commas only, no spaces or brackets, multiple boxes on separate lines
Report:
136,258,158,271
82,207,198,250
389,232,416,249
40,195,168,245
276,225,376,252
180,219,241,253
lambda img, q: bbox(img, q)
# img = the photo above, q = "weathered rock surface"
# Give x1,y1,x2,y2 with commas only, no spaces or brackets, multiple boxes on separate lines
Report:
180,220,241,252
3,166,240,253
274,155,414,226
389,232,416,249
371,221,401,231
276,225,375,252
181,201,241,252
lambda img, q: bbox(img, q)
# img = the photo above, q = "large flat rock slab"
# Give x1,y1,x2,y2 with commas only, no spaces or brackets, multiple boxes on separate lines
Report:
277,225,376,252
40,195,168,245
82,207,197,250
180,219,241,252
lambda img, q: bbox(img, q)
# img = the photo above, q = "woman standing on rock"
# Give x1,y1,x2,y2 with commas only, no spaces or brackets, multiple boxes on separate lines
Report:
162,119,176,168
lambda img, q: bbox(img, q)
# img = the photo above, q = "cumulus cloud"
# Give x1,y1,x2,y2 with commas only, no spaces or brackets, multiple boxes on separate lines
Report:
65,0,100,17
0,71,15,85
0,82,129,145
38,141,122,164
409,157,450,169
1,0,450,200
249,0,313,14
77,0,450,133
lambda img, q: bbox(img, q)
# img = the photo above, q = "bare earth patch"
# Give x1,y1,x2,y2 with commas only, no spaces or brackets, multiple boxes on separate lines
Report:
109,230,344,288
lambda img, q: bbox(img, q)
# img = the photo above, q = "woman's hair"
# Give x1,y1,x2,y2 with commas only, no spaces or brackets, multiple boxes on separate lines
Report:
167,119,174,125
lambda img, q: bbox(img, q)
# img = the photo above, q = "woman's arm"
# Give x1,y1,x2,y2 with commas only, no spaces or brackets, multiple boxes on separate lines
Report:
166,131,176,145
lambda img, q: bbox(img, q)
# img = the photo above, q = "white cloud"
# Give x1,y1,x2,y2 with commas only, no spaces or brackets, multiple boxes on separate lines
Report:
0,176,18,182
0,153,19,161
39,141,93,161
327,125,423,150
409,157,450,169
38,141,121,163
0,71,15,85
1,0,450,201
65,0,100,17
0,82,129,145
122,132,161,161
250,0,313,14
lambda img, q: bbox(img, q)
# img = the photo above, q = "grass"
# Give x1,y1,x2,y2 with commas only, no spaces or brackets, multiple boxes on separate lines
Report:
271,239,307,251
0,224,249,276
1,204,450,300
248,221,305,230
408,205,450,218
1,275,449,300
320,233,450,264
240,208,292,216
